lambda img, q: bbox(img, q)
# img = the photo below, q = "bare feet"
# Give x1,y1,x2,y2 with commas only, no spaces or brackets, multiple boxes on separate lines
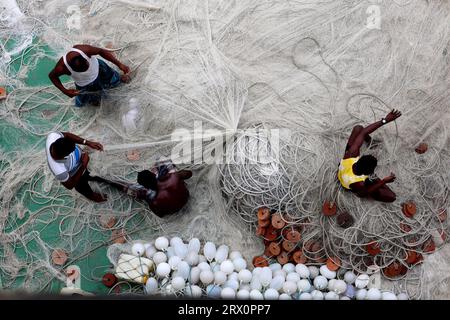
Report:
91,193,108,203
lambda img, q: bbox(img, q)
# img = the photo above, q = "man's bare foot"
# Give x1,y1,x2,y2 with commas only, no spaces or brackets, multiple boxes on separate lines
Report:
91,193,108,203
121,74,131,83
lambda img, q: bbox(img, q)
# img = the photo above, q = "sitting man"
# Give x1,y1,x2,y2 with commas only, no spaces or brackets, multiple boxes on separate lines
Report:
48,44,130,107
338,109,402,203
45,131,107,202
93,160,192,217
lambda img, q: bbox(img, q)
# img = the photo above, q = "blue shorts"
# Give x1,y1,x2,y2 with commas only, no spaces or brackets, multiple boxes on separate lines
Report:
75,59,121,107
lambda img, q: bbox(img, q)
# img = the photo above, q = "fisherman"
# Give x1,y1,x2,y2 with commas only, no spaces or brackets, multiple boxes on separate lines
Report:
45,131,107,202
338,109,402,203
48,44,130,107
92,160,193,217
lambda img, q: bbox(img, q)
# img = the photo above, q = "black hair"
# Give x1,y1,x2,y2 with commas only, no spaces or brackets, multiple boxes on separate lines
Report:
137,170,158,191
51,138,75,159
69,54,89,72
355,155,377,175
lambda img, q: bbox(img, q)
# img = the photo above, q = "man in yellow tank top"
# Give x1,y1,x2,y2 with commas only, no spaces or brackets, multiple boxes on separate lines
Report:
338,109,402,203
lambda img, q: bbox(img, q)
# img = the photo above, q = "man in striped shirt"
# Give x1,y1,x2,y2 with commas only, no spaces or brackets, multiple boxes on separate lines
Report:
45,131,107,202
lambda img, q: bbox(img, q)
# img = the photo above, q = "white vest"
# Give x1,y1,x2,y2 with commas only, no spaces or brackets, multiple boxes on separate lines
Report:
63,48,99,87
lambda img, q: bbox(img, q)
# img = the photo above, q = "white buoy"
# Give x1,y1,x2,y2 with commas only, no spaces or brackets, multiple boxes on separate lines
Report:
200,270,214,285
299,292,312,300
188,238,201,254
269,275,285,291
214,271,227,285
382,292,398,300
356,289,367,300
282,263,295,274
166,246,175,258
311,290,324,300
198,262,211,272
320,265,336,279
177,261,190,280
259,267,272,287
325,292,339,300
340,296,351,300
228,272,239,282
155,237,169,251
295,264,310,278
367,288,382,300
283,281,297,295
156,262,171,278
297,279,311,293
224,279,239,291
344,271,356,284
313,275,328,290
185,285,202,298
249,289,264,300
170,237,183,248
203,242,217,261
174,243,188,259
273,269,286,279
250,277,262,291
190,267,201,284
236,289,250,300
229,251,242,260
286,272,300,283
279,293,292,300
145,277,158,294
238,270,253,283
131,243,145,256
233,258,247,272
397,293,409,300
185,251,199,266
269,263,282,272
221,287,236,299
355,274,370,289
220,260,234,275
215,245,229,263
308,266,319,279
327,279,337,292
333,280,347,294
145,245,157,259
153,252,168,265
171,276,186,291
206,285,221,298
264,288,279,300
168,256,181,270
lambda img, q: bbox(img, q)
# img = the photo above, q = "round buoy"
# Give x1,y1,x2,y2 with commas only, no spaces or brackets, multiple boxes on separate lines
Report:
366,241,381,256
402,202,417,218
253,256,269,268
257,207,270,221
415,143,428,154
438,209,447,223
423,239,436,253
400,223,412,233
285,229,301,242
269,242,281,256
126,149,141,161
293,250,307,264
322,201,337,216
52,249,68,266
102,273,118,288
405,251,418,265
277,252,290,265
258,219,270,227
282,240,295,252
336,212,354,228
264,225,279,241
383,262,405,278
326,257,341,271
271,214,286,229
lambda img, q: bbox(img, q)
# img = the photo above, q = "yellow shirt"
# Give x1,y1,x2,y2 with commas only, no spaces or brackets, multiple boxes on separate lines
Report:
338,157,368,190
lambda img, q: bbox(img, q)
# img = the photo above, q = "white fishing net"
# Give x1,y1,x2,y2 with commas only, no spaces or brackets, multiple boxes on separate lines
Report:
0,0,449,299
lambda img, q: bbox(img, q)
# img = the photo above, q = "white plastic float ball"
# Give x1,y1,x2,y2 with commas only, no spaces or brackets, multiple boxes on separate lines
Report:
325,292,339,300
328,279,337,292
153,252,167,265
155,237,169,251
200,270,214,285
299,292,312,300
186,251,199,266
273,270,286,279
214,271,227,285
198,262,211,272
229,251,242,260
355,274,370,289
344,271,357,284
206,285,221,298
286,272,300,283
131,243,145,256
145,277,158,294
185,285,202,298
188,238,201,254
250,277,262,291
295,264,310,278
313,276,328,290
367,288,382,300
240,284,251,292
249,289,264,300
228,272,239,282
166,247,175,258
215,245,229,263
397,293,409,300
345,284,356,299
297,279,311,293
212,264,221,273
174,244,188,259
220,260,234,275
283,281,297,295
177,261,190,280
156,262,171,278
382,292,398,300
279,293,292,300
264,288,279,300
238,270,253,283
320,265,336,279
224,280,239,291
259,267,273,287
190,267,201,284
145,245,157,259
203,242,217,261
221,287,236,299
356,289,368,300
269,263,282,272
270,275,285,291
308,266,319,279
333,280,347,294
282,263,295,274
252,267,262,277
168,256,181,270
236,289,250,300
340,296,351,300
170,237,183,247
233,258,247,272
311,290,324,300
171,276,186,291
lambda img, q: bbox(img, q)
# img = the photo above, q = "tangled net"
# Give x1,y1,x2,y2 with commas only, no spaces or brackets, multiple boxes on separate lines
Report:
0,0,449,299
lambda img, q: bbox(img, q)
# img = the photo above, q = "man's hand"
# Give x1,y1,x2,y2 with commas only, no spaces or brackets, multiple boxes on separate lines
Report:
383,173,396,184
385,109,402,123
119,63,131,74
65,89,80,98
86,140,104,151
81,152,90,166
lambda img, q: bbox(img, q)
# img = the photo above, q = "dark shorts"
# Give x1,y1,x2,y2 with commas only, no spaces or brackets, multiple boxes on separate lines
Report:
75,59,121,107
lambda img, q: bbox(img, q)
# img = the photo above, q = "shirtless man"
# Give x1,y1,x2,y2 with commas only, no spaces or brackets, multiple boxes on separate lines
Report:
93,161,192,217
337,109,402,203
45,131,107,202
48,44,130,107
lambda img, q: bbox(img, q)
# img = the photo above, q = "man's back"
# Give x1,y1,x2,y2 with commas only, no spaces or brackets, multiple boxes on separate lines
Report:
149,172,190,217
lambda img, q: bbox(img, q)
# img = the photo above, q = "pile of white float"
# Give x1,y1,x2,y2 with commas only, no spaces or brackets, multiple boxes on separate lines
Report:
119,237,408,300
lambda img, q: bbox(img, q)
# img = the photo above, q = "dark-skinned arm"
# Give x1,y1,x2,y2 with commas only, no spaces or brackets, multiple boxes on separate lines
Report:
354,174,396,197
48,60,80,98
61,153,89,190
61,132,104,151
177,170,193,180
73,44,130,74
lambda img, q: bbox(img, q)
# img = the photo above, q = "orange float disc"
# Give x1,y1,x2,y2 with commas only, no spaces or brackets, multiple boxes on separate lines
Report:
402,202,417,218
384,261,404,278
0,87,6,100
366,241,381,256
269,242,282,256
52,249,68,266
282,240,295,252
326,257,341,271
271,213,286,229
277,252,290,265
400,223,412,233
257,207,270,220
322,201,337,216
253,256,269,268
102,273,118,288
405,251,418,264
258,219,270,227
293,250,307,264
285,230,301,242
264,225,279,242
415,143,428,154
423,239,436,253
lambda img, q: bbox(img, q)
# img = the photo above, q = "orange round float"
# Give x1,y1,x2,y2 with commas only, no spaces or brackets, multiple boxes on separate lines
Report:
277,252,290,265
400,223,412,233
257,207,270,220
293,250,307,264
271,213,286,229
326,257,341,271
366,241,381,256
253,256,269,267
269,242,281,256
264,225,279,241
415,143,428,154
285,229,301,242
282,240,295,252
258,219,270,227
402,202,417,218
52,249,68,266
322,201,337,216
423,239,436,253
405,251,418,264
102,273,118,288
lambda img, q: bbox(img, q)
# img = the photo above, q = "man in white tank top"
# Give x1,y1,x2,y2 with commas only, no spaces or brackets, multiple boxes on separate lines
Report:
49,44,130,107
